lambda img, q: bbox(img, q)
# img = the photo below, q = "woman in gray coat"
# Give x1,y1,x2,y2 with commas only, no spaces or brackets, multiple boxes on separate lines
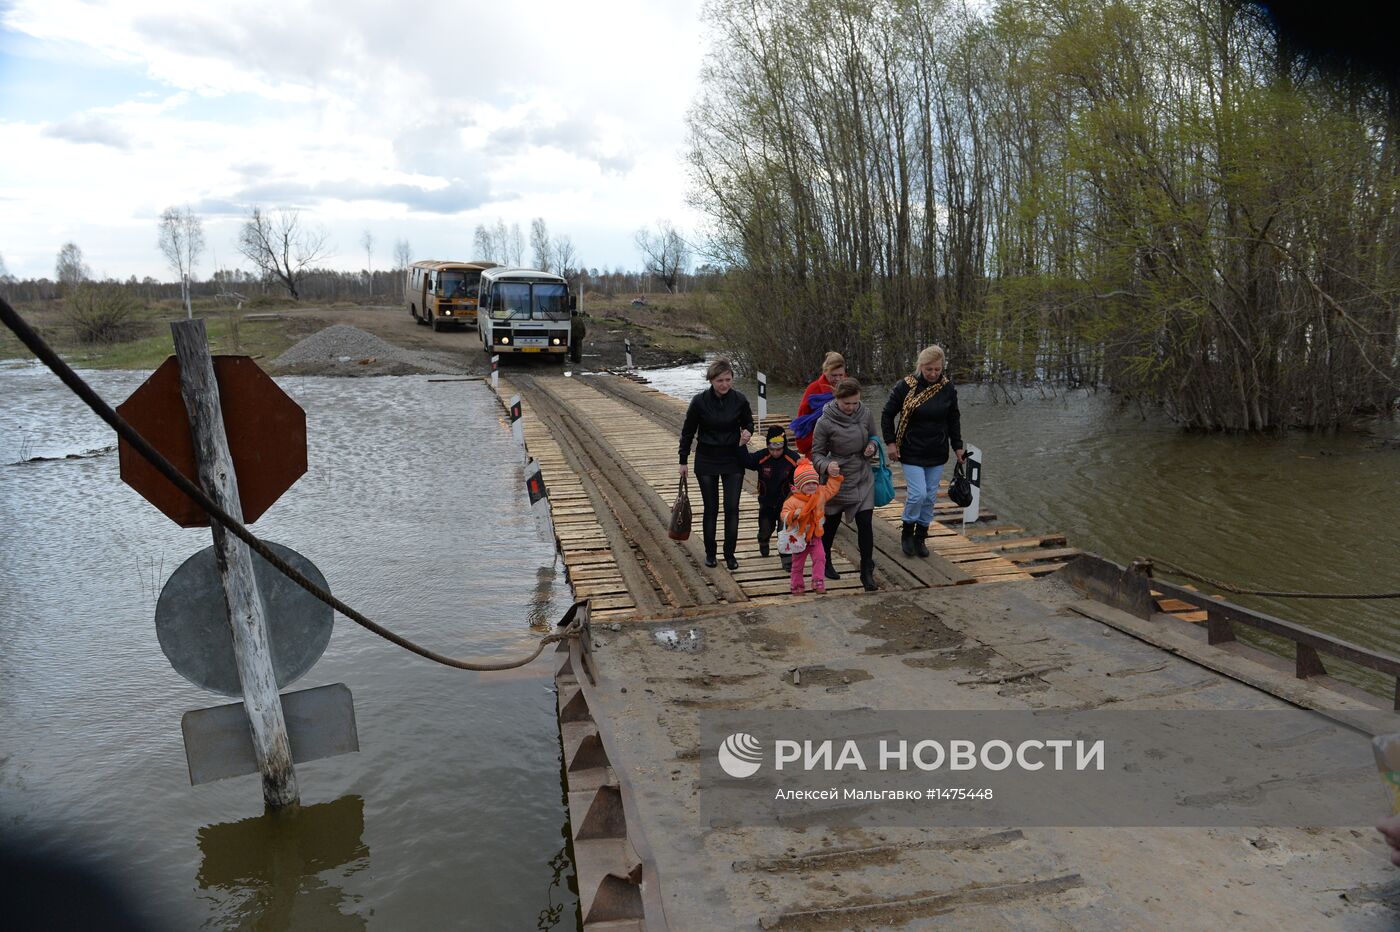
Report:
811,378,879,591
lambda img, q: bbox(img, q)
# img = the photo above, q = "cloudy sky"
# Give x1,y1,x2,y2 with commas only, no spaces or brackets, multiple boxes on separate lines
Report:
0,0,709,281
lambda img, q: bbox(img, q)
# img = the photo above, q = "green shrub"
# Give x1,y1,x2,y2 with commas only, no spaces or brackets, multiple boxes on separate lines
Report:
66,285,142,344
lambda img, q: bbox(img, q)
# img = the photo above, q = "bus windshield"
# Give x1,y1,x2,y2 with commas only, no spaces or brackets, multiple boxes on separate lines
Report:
533,283,570,320
439,272,476,299
490,281,569,320
492,282,533,319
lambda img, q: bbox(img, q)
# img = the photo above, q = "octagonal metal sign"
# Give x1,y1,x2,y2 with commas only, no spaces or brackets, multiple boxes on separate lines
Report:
156,541,334,696
117,355,307,527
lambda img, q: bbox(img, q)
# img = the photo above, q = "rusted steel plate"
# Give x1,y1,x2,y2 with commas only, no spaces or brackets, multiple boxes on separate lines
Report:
117,355,307,527
1056,554,1154,619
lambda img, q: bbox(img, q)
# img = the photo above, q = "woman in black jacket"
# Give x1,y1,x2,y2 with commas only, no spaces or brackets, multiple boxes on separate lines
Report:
679,358,755,569
881,345,965,557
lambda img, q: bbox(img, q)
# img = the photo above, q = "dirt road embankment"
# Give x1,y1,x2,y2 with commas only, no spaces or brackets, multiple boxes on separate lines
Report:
2,295,712,375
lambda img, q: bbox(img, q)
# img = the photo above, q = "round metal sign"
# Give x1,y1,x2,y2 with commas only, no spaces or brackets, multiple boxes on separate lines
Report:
155,541,334,696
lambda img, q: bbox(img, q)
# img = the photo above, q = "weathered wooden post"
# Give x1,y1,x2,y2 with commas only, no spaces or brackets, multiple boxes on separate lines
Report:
171,318,299,808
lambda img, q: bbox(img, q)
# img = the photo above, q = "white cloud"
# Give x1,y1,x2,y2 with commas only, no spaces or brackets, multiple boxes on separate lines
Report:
41,114,134,149
0,0,709,279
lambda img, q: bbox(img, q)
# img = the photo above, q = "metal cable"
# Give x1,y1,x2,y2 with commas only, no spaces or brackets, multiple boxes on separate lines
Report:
1147,556,1400,600
1,296,582,670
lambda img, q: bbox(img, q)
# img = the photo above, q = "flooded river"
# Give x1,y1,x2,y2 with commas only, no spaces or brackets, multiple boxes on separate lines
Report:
644,362,1400,693
0,363,577,929
3,355,1399,929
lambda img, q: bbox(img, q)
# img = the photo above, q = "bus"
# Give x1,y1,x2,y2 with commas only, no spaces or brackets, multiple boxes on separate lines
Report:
477,267,577,361
404,260,498,331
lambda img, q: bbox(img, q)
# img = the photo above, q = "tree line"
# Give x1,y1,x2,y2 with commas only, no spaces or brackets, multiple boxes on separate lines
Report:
1,214,712,307
688,0,1400,430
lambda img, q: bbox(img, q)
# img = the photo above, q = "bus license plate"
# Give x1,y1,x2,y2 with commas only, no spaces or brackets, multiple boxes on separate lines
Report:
521,347,542,352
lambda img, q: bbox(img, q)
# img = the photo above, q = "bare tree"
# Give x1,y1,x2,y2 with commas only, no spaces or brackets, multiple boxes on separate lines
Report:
237,207,330,300
472,224,493,262
551,234,577,277
530,217,551,271
508,222,525,266
360,229,375,295
0,252,11,283
394,238,412,271
157,205,205,318
634,221,689,293
55,242,90,291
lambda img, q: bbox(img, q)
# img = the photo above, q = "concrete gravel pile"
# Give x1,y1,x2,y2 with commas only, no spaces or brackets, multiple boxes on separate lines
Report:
271,324,463,375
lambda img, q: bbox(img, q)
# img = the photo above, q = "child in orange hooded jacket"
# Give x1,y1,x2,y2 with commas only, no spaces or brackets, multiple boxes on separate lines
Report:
780,458,844,594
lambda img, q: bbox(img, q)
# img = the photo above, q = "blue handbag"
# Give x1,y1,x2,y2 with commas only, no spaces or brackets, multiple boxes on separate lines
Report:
871,437,895,507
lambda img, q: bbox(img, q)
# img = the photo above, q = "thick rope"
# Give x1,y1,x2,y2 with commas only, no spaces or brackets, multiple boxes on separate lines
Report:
1147,556,1400,600
1,296,582,670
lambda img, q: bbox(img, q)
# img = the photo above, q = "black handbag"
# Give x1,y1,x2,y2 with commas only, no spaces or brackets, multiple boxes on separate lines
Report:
947,459,973,508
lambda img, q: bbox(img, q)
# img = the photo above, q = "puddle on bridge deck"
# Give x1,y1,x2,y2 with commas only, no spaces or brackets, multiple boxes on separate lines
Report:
0,365,578,929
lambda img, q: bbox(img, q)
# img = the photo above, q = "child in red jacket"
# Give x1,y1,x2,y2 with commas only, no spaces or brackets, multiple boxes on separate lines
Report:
779,458,844,594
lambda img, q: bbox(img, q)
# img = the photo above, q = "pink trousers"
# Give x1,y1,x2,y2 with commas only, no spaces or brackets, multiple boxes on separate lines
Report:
790,537,826,593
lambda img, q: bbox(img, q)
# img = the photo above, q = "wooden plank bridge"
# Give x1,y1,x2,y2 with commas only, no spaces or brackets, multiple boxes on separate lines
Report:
488,371,1400,931
504,372,1074,621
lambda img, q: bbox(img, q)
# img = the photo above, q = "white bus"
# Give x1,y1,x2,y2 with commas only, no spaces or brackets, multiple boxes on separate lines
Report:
477,267,577,361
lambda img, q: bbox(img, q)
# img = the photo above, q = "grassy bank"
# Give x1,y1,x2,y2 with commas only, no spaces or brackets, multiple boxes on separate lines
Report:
1,289,724,373
1,297,327,370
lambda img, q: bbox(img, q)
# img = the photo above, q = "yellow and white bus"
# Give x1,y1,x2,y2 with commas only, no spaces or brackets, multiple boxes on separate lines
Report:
404,260,498,331
477,267,577,360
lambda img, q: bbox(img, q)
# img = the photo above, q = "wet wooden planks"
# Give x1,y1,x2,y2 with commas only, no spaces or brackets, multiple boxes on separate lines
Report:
500,379,639,620
542,376,866,597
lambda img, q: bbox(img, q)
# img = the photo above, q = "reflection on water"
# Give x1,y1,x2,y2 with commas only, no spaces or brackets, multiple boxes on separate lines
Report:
197,795,369,930
0,366,578,928
528,561,560,631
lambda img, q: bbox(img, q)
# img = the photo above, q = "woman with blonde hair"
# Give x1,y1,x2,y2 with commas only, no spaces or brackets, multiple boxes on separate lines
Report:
679,358,755,569
881,345,965,557
789,351,847,456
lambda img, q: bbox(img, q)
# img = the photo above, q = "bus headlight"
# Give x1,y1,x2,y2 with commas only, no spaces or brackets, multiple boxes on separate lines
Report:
551,337,561,345
499,335,510,345
443,309,452,316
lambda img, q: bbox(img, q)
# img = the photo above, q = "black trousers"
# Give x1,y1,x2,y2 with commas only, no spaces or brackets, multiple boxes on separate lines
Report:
697,472,743,559
756,503,782,549
823,509,874,567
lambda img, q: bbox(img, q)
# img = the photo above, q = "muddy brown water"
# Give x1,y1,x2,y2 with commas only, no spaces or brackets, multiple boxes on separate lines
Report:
0,362,577,929
4,353,1398,928
643,361,1400,694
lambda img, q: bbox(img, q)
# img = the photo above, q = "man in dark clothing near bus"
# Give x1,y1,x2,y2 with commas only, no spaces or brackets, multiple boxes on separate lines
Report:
746,425,801,570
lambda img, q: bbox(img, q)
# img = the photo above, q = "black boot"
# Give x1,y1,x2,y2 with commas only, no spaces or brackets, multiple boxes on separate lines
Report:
757,514,774,558
914,523,930,558
860,560,878,591
823,515,841,579
900,521,915,557
780,552,792,571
